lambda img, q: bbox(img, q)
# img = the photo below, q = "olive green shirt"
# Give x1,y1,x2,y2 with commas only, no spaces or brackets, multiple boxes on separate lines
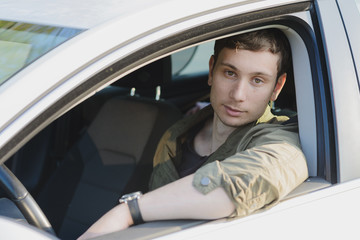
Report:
149,105,308,218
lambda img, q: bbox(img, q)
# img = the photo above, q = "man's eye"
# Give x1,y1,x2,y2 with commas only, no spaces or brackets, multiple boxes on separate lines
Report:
253,78,263,84
225,70,235,77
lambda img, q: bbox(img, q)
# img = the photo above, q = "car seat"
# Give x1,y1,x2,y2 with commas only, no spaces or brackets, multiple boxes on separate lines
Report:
36,57,183,239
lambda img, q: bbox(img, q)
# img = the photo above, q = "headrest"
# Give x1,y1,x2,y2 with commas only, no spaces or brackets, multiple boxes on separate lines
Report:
114,56,172,89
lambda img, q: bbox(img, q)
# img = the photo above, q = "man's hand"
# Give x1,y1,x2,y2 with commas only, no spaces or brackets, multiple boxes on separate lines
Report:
77,203,133,240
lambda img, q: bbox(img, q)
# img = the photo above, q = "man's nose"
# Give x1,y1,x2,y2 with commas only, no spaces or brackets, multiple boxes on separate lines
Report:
229,79,247,101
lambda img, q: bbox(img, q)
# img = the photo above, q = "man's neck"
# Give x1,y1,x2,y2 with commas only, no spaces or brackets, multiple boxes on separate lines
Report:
194,113,236,156
210,114,236,153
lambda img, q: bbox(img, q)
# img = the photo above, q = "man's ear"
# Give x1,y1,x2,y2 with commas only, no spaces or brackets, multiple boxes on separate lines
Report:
270,73,287,101
208,55,215,86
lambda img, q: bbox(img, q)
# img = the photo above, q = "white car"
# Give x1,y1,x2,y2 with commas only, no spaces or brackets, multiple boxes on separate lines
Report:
0,0,359,239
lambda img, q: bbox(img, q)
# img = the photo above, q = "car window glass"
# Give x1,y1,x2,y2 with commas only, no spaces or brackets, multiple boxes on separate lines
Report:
0,20,81,85
171,41,214,79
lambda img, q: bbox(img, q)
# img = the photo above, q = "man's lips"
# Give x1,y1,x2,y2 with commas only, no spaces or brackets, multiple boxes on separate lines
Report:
224,105,246,117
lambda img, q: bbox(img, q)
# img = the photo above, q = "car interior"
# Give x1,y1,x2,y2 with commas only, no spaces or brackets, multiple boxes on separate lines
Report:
0,24,332,239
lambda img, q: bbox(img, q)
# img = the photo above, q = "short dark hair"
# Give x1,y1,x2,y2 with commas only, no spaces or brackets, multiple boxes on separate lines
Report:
213,28,292,78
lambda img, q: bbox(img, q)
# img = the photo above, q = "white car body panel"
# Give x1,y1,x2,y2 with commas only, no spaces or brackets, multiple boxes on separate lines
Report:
316,0,360,182
0,217,57,240
157,178,360,240
0,0,306,29
0,0,180,29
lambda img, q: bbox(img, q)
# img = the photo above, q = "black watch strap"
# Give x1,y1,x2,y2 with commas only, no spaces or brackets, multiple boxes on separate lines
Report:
127,197,144,225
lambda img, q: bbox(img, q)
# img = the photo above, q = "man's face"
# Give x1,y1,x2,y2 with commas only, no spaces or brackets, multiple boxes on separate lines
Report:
208,47,286,128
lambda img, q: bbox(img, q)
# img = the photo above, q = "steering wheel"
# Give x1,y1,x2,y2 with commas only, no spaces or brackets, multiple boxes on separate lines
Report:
0,164,55,235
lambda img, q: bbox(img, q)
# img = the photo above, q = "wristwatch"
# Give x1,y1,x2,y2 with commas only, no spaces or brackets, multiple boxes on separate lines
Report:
119,191,144,225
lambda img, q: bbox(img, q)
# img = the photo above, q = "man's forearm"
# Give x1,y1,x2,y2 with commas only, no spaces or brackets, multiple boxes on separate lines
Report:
78,174,235,240
139,174,235,221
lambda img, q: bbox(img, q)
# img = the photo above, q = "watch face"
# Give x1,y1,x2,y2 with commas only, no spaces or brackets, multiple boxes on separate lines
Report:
119,191,142,203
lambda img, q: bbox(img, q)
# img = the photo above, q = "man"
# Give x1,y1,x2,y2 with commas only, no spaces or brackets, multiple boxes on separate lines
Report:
78,28,308,239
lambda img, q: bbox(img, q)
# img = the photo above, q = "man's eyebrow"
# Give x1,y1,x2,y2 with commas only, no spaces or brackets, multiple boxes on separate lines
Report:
220,62,273,77
220,62,238,71
252,72,273,78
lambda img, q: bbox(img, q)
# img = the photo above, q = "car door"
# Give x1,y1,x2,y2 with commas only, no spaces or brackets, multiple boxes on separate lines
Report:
1,0,360,239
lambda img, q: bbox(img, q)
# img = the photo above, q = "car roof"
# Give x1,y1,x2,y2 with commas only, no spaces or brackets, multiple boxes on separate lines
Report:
0,0,172,29
0,0,305,29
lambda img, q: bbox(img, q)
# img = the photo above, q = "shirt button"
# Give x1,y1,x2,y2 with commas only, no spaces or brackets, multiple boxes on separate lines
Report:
201,177,211,186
